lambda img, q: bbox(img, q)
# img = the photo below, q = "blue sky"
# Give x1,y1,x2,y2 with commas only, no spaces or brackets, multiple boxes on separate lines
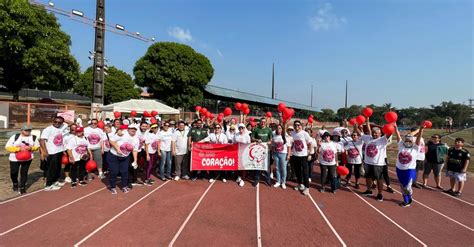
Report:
43,0,472,110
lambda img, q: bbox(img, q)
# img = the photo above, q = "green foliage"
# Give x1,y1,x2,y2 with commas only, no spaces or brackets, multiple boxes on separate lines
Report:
74,66,140,105
0,0,80,97
133,42,214,109
316,108,336,122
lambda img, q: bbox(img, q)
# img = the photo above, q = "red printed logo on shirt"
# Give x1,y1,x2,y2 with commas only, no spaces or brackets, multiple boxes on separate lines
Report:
53,134,63,146
88,133,101,145
293,139,304,152
274,142,284,152
151,141,158,150
348,147,359,158
398,151,413,165
366,143,378,158
75,144,88,155
120,143,134,156
104,140,110,149
322,149,335,162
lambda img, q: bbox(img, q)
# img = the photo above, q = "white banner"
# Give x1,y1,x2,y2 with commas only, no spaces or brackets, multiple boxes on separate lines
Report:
238,143,270,171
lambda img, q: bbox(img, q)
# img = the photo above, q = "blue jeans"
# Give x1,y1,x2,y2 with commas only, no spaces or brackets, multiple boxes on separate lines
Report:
274,152,288,184
160,150,172,179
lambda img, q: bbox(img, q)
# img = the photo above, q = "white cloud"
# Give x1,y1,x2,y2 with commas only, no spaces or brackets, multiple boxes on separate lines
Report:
309,3,347,31
217,49,223,58
167,27,193,42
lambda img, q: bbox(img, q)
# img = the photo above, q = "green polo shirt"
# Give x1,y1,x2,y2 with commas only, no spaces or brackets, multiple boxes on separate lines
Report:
252,126,272,142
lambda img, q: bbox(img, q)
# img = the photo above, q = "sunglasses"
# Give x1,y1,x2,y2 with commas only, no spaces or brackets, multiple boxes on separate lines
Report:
53,121,63,124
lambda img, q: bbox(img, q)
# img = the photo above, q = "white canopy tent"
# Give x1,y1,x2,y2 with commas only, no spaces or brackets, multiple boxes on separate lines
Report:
100,99,180,115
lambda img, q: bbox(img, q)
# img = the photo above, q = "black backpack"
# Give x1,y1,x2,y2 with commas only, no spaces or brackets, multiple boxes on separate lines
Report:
14,133,37,143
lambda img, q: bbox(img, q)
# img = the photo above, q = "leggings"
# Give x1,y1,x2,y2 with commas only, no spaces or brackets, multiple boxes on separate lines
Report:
396,168,416,203
10,160,32,188
146,153,158,180
71,160,86,182
320,165,337,191
345,163,362,180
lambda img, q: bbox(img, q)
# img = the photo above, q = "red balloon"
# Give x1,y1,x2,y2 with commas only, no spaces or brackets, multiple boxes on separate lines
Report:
278,103,286,112
308,117,314,124
143,111,150,117
235,102,242,110
15,150,31,161
130,110,137,117
114,111,121,118
206,111,212,118
97,121,105,129
337,166,349,176
195,106,202,112
217,115,223,122
382,123,395,135
384,111,398,123
151,110,158,117
242,103,249,110
309,114,314,118
348,118,357,126
61,154,69,165
249,117,255,122
86,160,97,172
362,107,373,118
243,108,250,115
223,107,232,116
423,120,433,129
356,115,366,125
266,112,272,118
250,121,256,127
201,108,208,115
283,108,293,119
209,113,215,119
150,117,157,124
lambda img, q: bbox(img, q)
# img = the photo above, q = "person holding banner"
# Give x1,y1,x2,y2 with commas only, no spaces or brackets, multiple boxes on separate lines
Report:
200,124,229,182
188,119,209,181
289,120,313,195
317,132,339,193
272,124,290,189
234,123,251,186
251,118,273,186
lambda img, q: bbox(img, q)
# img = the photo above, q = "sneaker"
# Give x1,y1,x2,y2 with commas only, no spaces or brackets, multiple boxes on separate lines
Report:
191,177,198,181
222,178,227,183
145,180,153,186
54,181,65,187
252,181,258,187
79,181,88,186
273,182,281,188
65,177,72,183
183,175,190,180
110,188,117,195
302,188,310,196
236,177,242,183
294,184,301,191
122,187,130,193
443,189,454,194
331,190,336,194
361,190,372,196
376,194,384,201
319,188,325,193
270,172,274,179
308,178,312,183
12,183,18,192
386,186,395,193
98,174,106,179
166,176,172,180
281,183,286,189
399,201,412,207
87,174,94,181
453,192,462,197
354,183,360,189
299,184,305,191
265,180,272,186
71,182,77,188
45,185,61,191
209,178,215,183
371,183,377,189
20,187,26,194
413,183,422,189
239,180,245,187
436,186,444,190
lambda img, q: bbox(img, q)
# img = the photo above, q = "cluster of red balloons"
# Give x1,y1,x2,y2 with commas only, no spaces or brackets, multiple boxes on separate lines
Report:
195,106,214,120
235,102,251,115
381,111,398,135
278,103,294,122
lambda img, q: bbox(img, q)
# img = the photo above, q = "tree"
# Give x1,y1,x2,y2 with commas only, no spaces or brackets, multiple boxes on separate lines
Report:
316,108,336,122
337,104,363,120
74,66,140,105
0,0,80,99
133,42,214,109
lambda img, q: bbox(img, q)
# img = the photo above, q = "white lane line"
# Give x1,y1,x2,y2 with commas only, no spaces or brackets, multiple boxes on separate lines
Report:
391,187,474,231
168,180,216,247
388,169,474,207
256,184,262,247
347,187,427,247
0,187,106,236
308,193,347,247
0,189,45,205
74,181,170,247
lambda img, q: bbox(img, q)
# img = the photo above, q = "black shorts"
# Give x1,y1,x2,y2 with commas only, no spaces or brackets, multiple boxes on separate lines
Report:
416,160,424,171
365,164,384,180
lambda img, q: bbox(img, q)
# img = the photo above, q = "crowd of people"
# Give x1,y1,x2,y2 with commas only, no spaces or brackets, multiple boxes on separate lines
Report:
5,112,470,207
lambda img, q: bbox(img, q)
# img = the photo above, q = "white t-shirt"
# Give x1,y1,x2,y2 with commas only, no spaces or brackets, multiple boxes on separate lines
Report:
84,127,104,150
272,134,288,154
308,137,317,155
103,132,112,152
319,142,338,166
203,133,228,144
362,135,389,166
40,125,65,154
137,131,147,151
66,136,89,162
110,133,139,157
233,132,251,144
158,129,173,152
226,131,236,144
417,137,425,161
6,134,39,162
344,139,363,164
145,132,160,154
172,129,189,155
396,141,420,170
290,130,312,157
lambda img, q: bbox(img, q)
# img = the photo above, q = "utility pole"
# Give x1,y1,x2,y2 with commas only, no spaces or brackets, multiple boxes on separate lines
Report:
310,84,313,107
344,80,348,120
92,0,106,108
271,63,275,99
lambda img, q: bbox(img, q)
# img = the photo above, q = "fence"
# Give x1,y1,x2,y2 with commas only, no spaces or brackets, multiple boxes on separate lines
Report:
0,101,91,129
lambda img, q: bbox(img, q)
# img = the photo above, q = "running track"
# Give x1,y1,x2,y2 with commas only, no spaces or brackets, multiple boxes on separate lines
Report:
0,168,472,247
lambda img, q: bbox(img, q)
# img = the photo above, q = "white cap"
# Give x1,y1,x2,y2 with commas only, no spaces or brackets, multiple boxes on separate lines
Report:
238,123,246,128
128,124,139,129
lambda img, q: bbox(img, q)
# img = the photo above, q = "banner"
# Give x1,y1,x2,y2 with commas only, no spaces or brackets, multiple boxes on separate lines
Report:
57,110,75,123
191,143,239,171
238,143,270,171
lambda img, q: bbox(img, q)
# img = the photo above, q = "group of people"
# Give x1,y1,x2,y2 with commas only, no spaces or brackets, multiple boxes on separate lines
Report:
5,112,470,207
